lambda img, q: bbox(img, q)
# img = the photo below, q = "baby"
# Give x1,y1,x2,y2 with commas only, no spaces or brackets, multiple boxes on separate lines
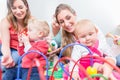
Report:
69,19,117,80
18,19,50,80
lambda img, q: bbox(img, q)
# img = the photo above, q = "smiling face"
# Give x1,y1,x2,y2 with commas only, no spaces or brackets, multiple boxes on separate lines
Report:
75,20,98,47
55,4,77,33
11,0,27,20
57,9,76,33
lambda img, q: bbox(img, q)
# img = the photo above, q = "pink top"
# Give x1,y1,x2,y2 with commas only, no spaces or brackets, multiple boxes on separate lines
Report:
79,40,103,79
80,40,103,69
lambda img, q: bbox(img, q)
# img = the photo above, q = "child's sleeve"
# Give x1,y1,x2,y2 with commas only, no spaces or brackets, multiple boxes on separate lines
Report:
69,45,89,72
24,44,31,53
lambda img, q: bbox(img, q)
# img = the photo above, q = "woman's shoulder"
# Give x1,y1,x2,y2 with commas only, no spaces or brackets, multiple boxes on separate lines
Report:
1,17,10,28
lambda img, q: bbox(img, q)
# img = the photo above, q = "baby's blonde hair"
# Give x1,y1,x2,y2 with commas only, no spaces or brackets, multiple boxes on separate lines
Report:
28,19,50,37
74,19,98,39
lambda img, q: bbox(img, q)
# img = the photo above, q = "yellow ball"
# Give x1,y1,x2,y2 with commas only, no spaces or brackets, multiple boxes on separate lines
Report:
48,48,52,52
86,66,97,75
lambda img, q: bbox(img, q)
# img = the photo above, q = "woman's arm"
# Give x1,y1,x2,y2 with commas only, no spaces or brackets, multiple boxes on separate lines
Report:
1,18,15,68
1,18,10,56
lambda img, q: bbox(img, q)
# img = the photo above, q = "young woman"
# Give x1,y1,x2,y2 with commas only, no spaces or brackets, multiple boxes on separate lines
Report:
52,3,110,57
0,0,33,80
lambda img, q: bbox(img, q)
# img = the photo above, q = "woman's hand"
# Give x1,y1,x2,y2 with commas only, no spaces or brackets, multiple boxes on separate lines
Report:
1,55,15,68
52,16,61,36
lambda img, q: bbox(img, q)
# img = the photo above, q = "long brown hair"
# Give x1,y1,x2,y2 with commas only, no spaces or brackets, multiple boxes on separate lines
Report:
54,3,76,57
7,0,31,31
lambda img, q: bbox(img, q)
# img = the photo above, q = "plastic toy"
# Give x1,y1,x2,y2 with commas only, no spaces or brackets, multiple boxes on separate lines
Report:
16,50,49,80
58,43,94,79
86,66,97,75
80,55,120,80
47,67,63,80
48,47,52,52
58,43,120,80
49,56,92,80
48,40,58,52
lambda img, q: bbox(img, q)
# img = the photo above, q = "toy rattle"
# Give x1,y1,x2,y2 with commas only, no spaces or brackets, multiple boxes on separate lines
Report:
16,50,49,80
49,57,93,80
58,43,120,80
48,40,58,52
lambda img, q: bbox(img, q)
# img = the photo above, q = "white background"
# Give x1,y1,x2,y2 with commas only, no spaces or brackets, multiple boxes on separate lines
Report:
1,0,120,34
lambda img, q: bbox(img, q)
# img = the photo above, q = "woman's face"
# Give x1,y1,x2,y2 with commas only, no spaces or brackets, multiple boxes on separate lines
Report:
11,0,27,20
57,9,76,33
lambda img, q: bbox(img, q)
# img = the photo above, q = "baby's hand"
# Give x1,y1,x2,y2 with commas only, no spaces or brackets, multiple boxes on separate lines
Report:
21,34,29,44
18,34,24,46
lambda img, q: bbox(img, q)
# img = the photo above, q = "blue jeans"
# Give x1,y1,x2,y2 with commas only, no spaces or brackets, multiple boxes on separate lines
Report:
2,67,17,80
21,67,40,80
116,54,120,67
3,67,40,80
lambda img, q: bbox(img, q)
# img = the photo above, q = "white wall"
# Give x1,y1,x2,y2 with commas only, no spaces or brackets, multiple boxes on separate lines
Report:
1,0,120,34
28,0,120,34
0,0,7,21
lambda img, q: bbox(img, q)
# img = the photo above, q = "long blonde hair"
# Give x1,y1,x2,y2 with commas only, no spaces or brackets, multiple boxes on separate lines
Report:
55,3,76,57
7,0,31,31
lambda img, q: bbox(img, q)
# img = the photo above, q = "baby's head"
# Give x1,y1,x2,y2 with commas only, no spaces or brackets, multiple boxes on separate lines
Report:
74,19,98,47
27,19,50,41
